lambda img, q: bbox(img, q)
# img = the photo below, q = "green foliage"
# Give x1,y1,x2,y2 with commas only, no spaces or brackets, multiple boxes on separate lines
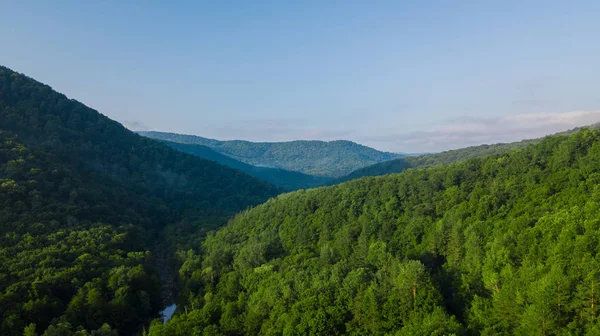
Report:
155,129,600,335
331,157,413,184
160,141,331,191
0,67,278,221
0,66,278,335
139,131,399,177
0,131,161,335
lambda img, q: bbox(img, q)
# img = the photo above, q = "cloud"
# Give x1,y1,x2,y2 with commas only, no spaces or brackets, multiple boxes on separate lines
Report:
359,110,600,152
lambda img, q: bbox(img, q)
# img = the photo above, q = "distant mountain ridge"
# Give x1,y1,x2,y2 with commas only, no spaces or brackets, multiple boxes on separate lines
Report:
160,140,331,190
153,127,600,335
138,131,400,177
335,122,600,183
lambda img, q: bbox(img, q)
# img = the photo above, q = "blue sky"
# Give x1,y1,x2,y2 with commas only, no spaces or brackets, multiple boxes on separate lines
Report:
2,1,600,152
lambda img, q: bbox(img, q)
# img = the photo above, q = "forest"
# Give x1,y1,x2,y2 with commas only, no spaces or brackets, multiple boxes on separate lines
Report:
157,141,330,191
0,66,278,335
4,64,600,335
150,129,600,335
139,131,399,178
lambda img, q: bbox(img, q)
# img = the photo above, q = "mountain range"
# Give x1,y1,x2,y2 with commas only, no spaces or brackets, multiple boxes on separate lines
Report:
138,131,400,178
3,65,600,335
333,122,600,184
154,140,330,191
152,127,600,335
143,126,600,190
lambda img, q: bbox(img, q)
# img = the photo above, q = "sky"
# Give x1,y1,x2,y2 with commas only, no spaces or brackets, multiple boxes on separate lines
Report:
2,1,600,152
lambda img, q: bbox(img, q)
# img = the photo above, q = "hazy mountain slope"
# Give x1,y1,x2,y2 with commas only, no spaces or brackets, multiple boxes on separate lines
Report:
335,125,600,183
139,131,399,177
0,66,278,219
152,129,600,335
159,141,331,190
0,66,278,335
330,157,414,184
333,140,536,184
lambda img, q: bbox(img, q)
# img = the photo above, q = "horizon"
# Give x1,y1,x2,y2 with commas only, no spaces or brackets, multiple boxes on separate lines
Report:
135,123,584,155
2,1,600,152
4,61,596,155
137,129,425,155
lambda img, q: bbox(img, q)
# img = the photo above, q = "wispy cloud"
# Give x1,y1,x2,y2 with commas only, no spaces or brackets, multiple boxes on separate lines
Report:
359,110,600,152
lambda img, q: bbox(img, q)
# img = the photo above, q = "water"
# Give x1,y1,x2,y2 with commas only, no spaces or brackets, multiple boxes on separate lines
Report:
160,304,176,323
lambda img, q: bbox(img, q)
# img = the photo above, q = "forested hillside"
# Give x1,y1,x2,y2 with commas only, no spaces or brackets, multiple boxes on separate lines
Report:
160,141,331,190
334,139,541,184
0,66,278,335
151,129,600,335
139,131,399,177
338,124,600,183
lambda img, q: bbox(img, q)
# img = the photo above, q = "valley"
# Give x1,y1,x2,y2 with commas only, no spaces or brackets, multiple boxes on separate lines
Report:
0,66,277,335
3,64,599,334
139,131,400,178
3,2,599,335
2,65,600,336
149,128,600,335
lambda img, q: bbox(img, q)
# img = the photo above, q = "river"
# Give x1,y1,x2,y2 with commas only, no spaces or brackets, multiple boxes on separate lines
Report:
160,303,177,323
153,241,178,323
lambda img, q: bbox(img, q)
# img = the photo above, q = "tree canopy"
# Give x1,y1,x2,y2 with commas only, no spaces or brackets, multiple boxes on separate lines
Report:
139,131,399,178
152,129,600,335
0,66,278,335
159,141,331,191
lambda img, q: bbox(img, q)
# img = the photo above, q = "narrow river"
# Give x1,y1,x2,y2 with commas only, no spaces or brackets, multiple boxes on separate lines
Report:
160,304,177,323
153,241,178,323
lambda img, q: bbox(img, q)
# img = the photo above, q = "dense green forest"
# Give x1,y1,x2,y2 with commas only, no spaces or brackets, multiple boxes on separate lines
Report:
0,131,162,335
0,66,278,335
5,64,600,335
151,129,600,335
139,131,399,177
158,136,542,190
159,141,331,190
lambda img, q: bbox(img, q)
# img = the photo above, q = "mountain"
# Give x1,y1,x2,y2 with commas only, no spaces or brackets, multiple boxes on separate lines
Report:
159,141,331,190
335,124,600,183
150,128,600,335
138,131,400,177
333,139,538,183
331,157,414,184
0,66,278,335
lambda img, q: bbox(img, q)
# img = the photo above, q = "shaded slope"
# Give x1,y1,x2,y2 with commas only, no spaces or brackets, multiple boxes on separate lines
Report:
152,129,600,335
0,66,278,335
330,156,414,184
0,131,164,335
0,66,278,221
159,141,331,190
139,131,399,177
